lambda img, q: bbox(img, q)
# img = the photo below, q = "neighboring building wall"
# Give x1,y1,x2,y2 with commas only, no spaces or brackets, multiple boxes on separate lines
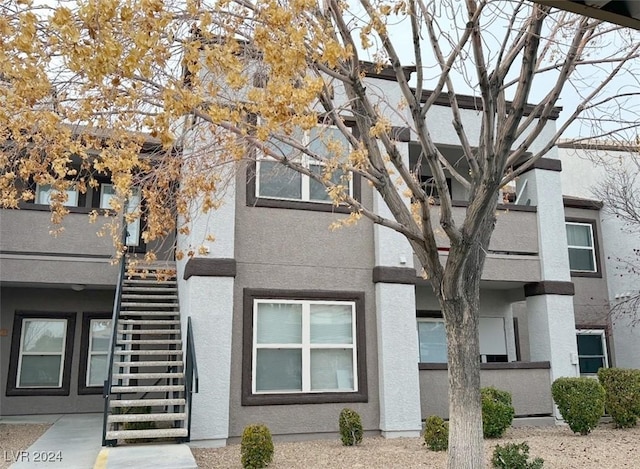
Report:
559,145,640,369
0,287,114,416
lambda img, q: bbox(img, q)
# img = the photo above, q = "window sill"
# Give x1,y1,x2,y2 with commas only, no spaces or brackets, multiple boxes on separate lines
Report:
418,361,551,371
248,196,353,214
6,387,71,397
17,202,116,215
242,390,368,406
570,271,602,279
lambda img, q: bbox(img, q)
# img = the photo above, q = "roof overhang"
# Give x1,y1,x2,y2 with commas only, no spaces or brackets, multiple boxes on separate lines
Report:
531,1,640,30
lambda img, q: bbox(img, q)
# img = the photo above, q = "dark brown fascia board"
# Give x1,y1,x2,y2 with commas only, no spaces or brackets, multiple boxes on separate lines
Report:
183,257,237,279
563,196,604,210
360,61,416,82
512,157,562,173
373,266,417,284
419,361,551,371
524,281,575,297
531,1,640,31
418,90,561,120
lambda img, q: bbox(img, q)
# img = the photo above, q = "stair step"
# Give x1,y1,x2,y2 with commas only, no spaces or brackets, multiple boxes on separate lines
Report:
118,329,180,335
119,319,180,325
109,398,186,407
123,279,177,285
121,302,178,308
111,384,184,393
115,361,183,368
119,311,179,317
113,372,184,380
108,412,186,424
105,428,188,440
122,294,179,300
117,339,181,345
122,287,178,293
114,349,183,356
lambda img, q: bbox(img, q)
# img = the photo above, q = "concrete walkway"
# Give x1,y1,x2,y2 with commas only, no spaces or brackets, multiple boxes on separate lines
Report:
8,413,103,469
2,413,197,469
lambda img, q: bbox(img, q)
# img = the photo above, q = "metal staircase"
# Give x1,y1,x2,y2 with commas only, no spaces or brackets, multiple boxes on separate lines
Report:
102,255,198,446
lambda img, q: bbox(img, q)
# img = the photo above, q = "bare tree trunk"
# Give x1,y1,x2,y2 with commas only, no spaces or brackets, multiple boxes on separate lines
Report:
443,293,483,469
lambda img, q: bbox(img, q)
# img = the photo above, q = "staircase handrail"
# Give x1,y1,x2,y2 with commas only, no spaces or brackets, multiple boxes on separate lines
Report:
184,316,199,441
101,210,129,446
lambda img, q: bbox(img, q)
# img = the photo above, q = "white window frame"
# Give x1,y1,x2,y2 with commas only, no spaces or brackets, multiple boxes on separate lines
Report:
16,319,67,388
576,329,609,375
35,184,78,207
255,125,353,204
86,319,112,387
252,299,358,394
566,222,597,273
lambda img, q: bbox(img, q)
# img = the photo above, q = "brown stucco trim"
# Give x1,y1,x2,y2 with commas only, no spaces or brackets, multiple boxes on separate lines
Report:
183,258,237,279
6,311,77,397
0,250,112,259
450,200,538,213
418,361,551,370
565,217,603,279
241,288,368,406
77,312,112,395
245,160,362,214
563,196,604,210
524,281,575,297
418,91,561,120
361,61,416,81
515,157,562,173
372,266,417,284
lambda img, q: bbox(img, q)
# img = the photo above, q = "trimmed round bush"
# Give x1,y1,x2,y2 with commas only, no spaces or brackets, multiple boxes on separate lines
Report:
598,368,640,428
482,387,515,438
241,424,274,469
423,415,448,451
551,377,605,435
339,408,363,446
492,442,544,469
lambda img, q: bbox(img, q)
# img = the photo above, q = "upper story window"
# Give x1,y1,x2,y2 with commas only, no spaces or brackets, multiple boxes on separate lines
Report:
35,184,79,207
256,126,352,204
566,222,597,273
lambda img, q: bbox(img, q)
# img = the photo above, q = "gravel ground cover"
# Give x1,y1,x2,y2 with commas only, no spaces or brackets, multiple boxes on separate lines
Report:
0,424,51,469
192,423,640,468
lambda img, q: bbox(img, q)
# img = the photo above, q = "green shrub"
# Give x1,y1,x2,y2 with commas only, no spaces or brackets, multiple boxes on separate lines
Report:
551,377,605,435
598,368,640,428
241,424,274,469
492,442,544,469
338,408,363,446
482,387,515,438
423,416,448,451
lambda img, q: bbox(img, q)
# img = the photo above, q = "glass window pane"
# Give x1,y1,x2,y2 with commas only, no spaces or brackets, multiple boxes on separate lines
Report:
308,127,348,159
22,320,66,353
418,321,447,363
88,355,108,387
309,165,346,202
256,349,302,391
579,357,604,374
36,184,78,207
257,303,302,344
19,355,62,387
310,304,352,344
566,224,592,247
91,320,112,352
310,349,354,391
265,135,301,159
569,248,595,271
258,161,302,199
577,334,604,356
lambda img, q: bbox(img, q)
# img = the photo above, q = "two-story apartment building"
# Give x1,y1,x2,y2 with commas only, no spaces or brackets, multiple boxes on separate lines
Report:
1,69,636,446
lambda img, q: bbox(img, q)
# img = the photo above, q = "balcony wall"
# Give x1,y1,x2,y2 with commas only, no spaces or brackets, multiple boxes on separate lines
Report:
0,207,117,287
418,362,553,419
414,204,541,283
